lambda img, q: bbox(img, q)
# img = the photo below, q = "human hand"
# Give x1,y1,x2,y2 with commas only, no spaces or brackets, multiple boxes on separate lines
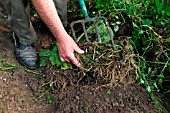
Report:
31,0,84,67
57,34,84,67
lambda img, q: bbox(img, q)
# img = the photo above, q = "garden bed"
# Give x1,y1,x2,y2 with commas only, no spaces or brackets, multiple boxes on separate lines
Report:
0,1,169,113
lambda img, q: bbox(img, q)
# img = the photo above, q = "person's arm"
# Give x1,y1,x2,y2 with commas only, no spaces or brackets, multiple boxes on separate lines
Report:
31,0,84,67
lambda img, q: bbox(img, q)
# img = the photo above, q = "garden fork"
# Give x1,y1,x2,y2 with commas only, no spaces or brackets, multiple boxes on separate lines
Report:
70,0,115,49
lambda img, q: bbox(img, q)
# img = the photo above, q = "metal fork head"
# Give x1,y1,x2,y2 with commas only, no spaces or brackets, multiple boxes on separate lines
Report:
70,15,115,49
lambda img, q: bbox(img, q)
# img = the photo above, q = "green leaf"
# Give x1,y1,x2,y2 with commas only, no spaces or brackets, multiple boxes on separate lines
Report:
39,50,51,57
46,95,54,104
140,78,145,84
144,1,150,7
142,73,147,78
148,67,151,73
153,82,159,90
95,3,101,9
158,74,164,79
161,10,166,16
116,21,121,25
106,91,111,96
166,7,170,16
155,51,160,55
49,46,70,69
155,0,164,13
138,30,144,35
114,25,119,32
49,47,62,66
84,106,89,112
61,63,70,70
40,57,48,67
167,12,170,16
132,22,139,28
142,19,152,25
126,6,133,14
158,79,163,88
146,86,151,93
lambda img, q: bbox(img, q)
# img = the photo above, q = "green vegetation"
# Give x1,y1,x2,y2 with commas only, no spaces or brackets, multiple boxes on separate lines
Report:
83,0,170,109
16,0,170,111
0,60,44,77
39,42,71,70
38,0,169,109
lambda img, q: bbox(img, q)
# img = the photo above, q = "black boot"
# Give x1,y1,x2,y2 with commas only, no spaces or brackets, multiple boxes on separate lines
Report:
12,32,38,70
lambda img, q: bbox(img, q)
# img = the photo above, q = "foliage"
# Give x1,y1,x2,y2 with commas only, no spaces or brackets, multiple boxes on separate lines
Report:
82,0,170,110
0,60,44,77
39,42,71,70
37,0,169,111
46,95,54,104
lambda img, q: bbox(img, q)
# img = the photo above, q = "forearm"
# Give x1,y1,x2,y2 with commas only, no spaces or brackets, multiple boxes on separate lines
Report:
31,0,67,42
31,0,84,67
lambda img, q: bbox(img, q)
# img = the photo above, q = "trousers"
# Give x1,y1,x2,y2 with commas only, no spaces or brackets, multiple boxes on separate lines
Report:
0,0,67,45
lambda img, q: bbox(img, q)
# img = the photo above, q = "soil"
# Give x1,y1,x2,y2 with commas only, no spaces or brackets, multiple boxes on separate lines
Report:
0,3,166,113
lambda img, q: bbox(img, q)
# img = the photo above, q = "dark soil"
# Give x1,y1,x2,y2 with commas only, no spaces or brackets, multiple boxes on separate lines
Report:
0,3,166,113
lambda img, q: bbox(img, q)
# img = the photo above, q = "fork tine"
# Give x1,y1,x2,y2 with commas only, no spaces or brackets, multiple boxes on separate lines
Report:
70,22,77,42
104,19,115,49
70,15,115,49
99,16,115,49
82,22,89,42
93,19,101,42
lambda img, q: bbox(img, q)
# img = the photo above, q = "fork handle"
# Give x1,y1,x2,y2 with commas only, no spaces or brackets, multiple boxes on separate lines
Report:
78,0,89,18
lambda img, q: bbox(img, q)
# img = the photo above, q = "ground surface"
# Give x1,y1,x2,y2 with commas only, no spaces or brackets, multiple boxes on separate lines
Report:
0,3,164,113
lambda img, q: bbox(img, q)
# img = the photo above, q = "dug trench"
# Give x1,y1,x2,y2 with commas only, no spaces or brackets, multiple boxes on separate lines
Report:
0,2,167,113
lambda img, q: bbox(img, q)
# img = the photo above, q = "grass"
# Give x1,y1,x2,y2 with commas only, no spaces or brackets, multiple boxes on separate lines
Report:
0,58,45,79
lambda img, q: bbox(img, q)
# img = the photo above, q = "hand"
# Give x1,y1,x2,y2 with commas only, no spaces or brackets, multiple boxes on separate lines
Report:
31,0,84,67
57,34,84,67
